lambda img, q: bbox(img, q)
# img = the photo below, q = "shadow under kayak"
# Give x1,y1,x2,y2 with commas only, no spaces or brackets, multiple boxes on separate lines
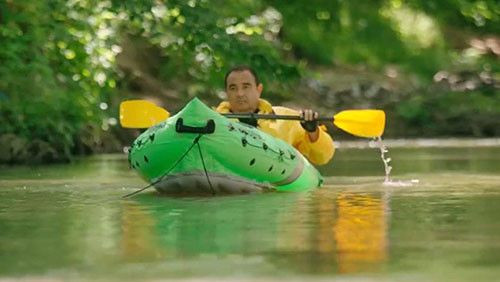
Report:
128,98,323,195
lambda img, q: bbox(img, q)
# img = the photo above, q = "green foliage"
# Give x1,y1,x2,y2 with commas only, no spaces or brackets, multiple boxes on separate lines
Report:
396,89,500,137
0,0,118,162
109,0,300,100
406,0,499,34
0,0,498,163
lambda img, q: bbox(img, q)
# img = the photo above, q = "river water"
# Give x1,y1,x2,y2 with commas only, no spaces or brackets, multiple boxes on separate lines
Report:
1,141,499,281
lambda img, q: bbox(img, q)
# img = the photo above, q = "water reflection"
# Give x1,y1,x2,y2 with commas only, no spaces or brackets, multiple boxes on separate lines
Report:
121,190,389,275
121,202,163,261
333,192,388,273
2,149,500,279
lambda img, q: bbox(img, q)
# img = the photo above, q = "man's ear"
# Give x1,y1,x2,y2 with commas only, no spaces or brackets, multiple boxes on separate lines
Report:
257,83,263,97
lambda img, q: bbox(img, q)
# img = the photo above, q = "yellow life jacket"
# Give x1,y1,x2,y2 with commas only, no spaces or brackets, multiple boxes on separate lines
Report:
215,99,335,165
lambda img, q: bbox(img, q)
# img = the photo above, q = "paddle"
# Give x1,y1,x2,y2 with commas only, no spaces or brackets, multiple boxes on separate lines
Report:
120,100,170,129
120,100,385,138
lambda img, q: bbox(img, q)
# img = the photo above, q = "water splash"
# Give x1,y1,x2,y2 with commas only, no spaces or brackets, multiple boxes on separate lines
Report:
371,137,420,187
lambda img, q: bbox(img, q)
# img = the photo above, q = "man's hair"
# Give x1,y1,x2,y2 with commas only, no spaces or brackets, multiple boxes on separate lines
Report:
224,65,260,89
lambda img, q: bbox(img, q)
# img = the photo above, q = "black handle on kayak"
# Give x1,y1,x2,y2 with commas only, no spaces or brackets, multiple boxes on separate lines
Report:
222,113,334,122
175,118,215,134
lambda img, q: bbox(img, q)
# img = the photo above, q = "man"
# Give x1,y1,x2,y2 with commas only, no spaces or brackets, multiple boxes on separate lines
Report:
216,65,334,165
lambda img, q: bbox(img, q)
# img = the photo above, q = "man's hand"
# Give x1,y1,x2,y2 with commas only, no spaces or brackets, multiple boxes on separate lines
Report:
300,109,320,142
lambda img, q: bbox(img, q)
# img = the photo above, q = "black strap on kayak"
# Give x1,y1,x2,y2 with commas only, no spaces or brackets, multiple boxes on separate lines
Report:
176,118,215,134
122,134,204,198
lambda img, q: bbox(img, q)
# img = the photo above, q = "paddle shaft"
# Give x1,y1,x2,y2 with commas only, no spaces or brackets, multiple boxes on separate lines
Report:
222,113,334,122
119,99,385,137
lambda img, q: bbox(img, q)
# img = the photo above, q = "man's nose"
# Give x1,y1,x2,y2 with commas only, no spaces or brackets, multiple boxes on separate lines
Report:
236,89,245,96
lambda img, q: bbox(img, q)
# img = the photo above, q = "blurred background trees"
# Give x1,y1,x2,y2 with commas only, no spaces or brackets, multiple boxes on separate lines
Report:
1,0,498,163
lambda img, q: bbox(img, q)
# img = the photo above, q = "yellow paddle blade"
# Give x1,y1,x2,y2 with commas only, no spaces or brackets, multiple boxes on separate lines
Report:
333,110,386,138
119,100,170,128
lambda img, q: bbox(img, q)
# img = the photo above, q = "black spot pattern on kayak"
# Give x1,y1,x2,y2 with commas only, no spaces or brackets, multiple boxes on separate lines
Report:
249,158,255,166
278,149,285,162
268,165,273,172
149,134,155,142
230,123,294,161
144,155,149,163
135,161,140,168
281,169,286,175
149,121,166,132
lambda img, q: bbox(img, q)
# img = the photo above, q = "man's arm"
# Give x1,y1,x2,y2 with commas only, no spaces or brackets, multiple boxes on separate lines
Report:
257,106,335,165
301,109,320,142
297,125,335,165
299,109,335,165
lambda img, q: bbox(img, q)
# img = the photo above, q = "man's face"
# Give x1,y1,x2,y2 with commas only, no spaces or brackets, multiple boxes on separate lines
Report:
225,70,263,113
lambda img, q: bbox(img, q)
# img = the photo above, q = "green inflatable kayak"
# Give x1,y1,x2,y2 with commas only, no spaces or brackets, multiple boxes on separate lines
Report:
128,98,323,194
